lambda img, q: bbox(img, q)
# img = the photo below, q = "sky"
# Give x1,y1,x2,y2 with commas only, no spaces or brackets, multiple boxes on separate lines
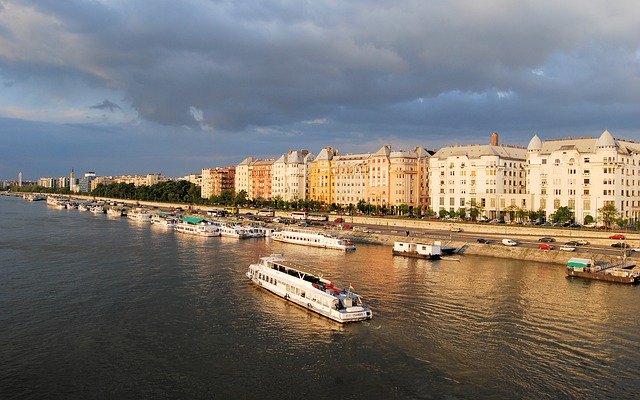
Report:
1,0,639,180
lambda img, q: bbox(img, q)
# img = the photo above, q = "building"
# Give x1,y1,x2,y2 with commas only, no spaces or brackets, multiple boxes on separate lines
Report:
527,130,640,223
366,146,391,207
38,177,57,188
333,152,369,206
388,147,431,212
429,133,527,219
234,156,254,197
201,167,235,199
309,147,338,204
78,172,96,193
250,159,275,200
271,150,313,201
182,173,202,187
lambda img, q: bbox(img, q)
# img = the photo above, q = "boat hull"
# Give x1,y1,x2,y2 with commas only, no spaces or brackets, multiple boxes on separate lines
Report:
566,269,639,284
392,250,441,260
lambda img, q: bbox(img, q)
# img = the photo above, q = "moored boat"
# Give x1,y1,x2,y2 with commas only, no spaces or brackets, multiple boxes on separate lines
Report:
271,230,355,251
392,241,441,259
246,254,372,323
174,217,220,237
566,257,639,284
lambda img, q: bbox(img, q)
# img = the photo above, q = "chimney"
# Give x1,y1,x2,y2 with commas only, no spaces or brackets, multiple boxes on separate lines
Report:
490,132,499,146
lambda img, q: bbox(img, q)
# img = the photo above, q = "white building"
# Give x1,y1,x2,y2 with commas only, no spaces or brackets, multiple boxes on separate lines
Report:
333,152,369,206
527,130,640,223
429,133,528,218
234,156,253,197
271,150,313,201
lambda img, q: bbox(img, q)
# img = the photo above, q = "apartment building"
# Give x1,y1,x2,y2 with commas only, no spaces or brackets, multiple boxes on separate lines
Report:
272,150,313,201
201,167,235,199
309,147,338,204
389,147,431,211
234,156,254,197
333,152,369,206
429,133,528,218
527,130,640,222
250,159,275,200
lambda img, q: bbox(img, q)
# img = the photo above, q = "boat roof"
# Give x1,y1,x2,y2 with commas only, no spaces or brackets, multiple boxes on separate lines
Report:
182,216,205,224
265,257,328,279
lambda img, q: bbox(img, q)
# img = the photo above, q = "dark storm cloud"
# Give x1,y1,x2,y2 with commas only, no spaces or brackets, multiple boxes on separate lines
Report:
1,0,640,149
90,99,121,112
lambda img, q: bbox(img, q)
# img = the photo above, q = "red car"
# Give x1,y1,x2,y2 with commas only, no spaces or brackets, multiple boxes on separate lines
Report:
609,234,626,240
538,243,553,251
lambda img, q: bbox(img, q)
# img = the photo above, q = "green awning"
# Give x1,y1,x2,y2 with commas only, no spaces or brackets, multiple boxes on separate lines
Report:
182,217,205,224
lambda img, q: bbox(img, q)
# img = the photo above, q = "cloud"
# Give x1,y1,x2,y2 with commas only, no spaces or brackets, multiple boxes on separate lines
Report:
90,99,121,112
1,0,640,179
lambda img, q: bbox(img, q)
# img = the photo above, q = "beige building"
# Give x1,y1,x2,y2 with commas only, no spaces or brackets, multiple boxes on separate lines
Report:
429,133,527,219
272,150,313,201
201,167,235,199
333,152,369,206
527,130,640,223
234,156,254,197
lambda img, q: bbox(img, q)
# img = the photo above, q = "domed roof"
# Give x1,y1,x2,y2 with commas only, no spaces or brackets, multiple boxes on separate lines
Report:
527,134,542,151
596,130,617,148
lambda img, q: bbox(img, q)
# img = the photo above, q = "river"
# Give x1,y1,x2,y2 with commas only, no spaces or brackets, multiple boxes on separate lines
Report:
1,195,638,399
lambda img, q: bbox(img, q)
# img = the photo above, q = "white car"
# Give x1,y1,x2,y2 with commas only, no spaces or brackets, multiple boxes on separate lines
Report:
560,245,576,251
502,238,518,246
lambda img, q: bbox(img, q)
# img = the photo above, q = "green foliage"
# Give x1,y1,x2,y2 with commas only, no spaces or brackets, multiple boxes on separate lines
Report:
551,206,573,223
438,209,449,219
583,215,595,225
598,203,619,227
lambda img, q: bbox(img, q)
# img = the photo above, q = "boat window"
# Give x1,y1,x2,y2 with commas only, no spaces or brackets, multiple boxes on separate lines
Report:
301,291,305,298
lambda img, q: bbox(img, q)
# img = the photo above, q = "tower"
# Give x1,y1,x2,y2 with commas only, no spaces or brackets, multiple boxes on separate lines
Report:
490,132,499,146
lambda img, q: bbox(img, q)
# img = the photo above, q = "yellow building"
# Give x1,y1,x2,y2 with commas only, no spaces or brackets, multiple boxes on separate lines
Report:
309,147,338,204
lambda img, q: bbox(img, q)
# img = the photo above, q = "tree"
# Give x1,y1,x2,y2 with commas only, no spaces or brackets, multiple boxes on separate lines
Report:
466,199,484,221
438,209,449,219
516,208,528,223
552,206,573,224
456,207,466,219
598,203,619,227
583,215,595,225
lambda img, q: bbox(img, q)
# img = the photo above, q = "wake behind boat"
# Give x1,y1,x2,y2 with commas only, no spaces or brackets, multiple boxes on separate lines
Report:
271,229,355,251
246,254,372,323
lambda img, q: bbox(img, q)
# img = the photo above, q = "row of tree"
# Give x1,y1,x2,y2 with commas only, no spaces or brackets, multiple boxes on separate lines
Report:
8,183,631,228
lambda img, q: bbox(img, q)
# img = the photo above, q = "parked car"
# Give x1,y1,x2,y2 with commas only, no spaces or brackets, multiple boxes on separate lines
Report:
450,227,463,232
538,237,556,243
609,234,626,240
611,242,630,248
334,217,344,223
538,243,553,251
502,238,518,246
560,245,576,251
477,238,492,244
575,239,589,246
564,241,579,246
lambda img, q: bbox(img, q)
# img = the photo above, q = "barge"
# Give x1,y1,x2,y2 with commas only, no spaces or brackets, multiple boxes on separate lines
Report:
392,241,442,259
566,257,639,284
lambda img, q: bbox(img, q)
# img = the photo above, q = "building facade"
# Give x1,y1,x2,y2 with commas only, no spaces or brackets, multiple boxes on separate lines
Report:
429,133,527,219
527,130,640,223
201,167,235,199
271,150,313,202
309,147,338,204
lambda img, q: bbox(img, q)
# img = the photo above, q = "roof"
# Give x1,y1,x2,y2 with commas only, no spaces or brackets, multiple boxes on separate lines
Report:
182,217,205,224
432,144,527,160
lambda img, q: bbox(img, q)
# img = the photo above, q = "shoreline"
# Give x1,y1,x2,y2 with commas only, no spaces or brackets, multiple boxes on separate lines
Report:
5,191,637,267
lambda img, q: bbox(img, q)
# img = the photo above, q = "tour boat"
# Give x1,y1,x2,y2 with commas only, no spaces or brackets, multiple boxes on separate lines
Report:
246,254,372,323
271,230,356,251
174,217,221,237
106,207,125,217
392,241,442,259
150,213,178,227
215,222,252,239
127,208,152,222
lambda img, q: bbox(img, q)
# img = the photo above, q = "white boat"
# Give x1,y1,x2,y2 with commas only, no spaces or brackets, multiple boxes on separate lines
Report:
392,241,441,259
151,213,178,228
174,217,221,237
213,222,252,238
106,207,125,217
127,208,152,222
271,230,355,251
246,254,372,323
90,205,105,214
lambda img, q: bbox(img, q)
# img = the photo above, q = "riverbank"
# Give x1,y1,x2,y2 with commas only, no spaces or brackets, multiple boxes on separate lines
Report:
6,191,637,266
